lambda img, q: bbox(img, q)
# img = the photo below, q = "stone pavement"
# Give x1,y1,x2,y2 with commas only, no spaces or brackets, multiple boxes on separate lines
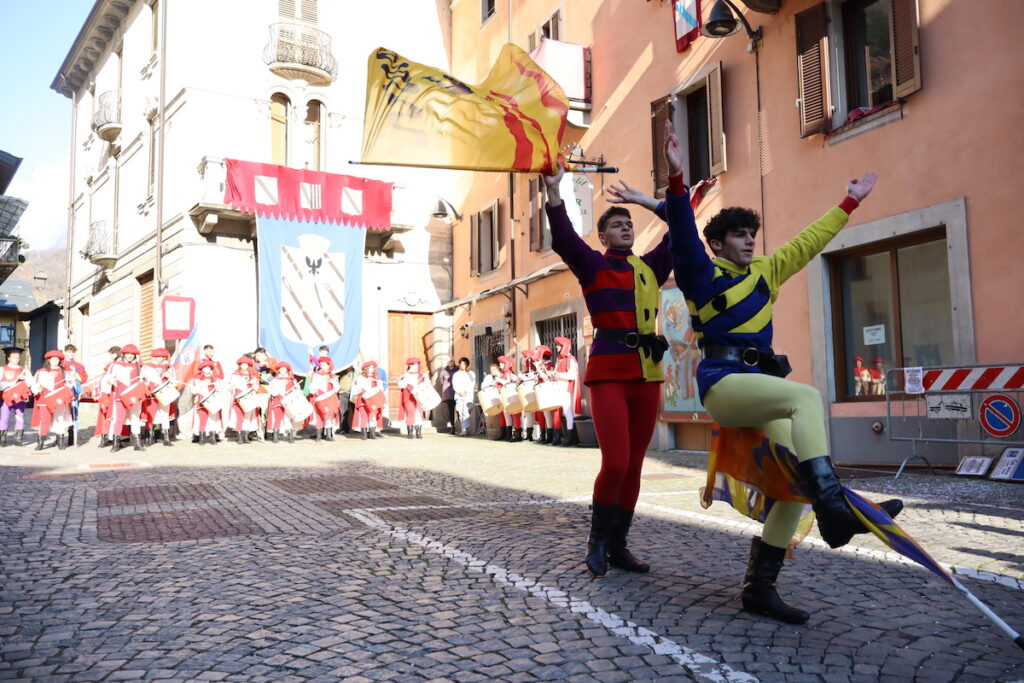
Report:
1,431,1023,682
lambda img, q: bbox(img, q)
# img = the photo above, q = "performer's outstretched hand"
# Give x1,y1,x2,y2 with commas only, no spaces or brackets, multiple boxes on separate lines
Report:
847,172,878,202
543,159,564,206
664,120,684,178
607,180,660,212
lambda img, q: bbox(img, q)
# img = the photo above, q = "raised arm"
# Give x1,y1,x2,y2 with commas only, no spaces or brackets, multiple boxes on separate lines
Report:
662,121,715,295
543,161,603,287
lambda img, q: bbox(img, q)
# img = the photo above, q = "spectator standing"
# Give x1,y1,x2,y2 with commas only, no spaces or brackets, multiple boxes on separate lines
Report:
451,357,476,436
439,356,458,434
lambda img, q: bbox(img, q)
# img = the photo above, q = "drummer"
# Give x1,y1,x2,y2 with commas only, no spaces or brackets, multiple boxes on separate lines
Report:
141,348,176,447
351,360,385,440
397,357,431,440
266,362,299,443
552,336,583,448
534,345,558,445
31,350,73,451
308,356,340,442
62,344,87,447
497,355,523,442
479,362,505,441
95,346,120,448
0,346,32,448
518,351,540,442
191,360,224,446
108,344,147,453
230,357,261,444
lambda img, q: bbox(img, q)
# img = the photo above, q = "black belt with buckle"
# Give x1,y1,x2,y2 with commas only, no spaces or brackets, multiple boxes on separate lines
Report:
594,328,669,363
702,344,792,378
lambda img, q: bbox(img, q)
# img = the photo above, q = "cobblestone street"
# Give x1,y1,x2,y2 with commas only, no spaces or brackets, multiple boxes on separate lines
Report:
2,432,1022,682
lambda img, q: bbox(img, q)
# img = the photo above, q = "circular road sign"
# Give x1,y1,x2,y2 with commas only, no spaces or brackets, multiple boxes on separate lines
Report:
979,394,1021,438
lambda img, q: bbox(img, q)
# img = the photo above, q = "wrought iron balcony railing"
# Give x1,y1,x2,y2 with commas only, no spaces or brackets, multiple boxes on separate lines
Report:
262,21,337,86
91,90,122,142
81,220,116,269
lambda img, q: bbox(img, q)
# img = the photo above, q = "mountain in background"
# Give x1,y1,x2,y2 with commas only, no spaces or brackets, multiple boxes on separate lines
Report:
10,246,67,307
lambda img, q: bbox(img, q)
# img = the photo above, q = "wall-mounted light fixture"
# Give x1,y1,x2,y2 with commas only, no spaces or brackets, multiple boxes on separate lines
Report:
459,323,471,339
701,0,762,50
432,197,463,222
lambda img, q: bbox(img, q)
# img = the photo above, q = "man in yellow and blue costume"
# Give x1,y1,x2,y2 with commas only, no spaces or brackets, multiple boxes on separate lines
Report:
655,122,903,624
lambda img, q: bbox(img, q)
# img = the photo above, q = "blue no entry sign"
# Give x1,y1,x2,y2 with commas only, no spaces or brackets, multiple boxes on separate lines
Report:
979,394,1021,438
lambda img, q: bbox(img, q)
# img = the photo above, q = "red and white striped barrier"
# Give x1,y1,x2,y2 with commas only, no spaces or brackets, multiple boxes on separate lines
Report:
922,366,1024,392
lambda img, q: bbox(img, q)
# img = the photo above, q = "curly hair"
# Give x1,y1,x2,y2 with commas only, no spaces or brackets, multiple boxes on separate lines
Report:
703,207,760,249
597,206,631,233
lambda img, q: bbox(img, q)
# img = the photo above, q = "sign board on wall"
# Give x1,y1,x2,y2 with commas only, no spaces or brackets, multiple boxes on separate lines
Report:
863,324,886,345
161,296,195,340
926,393,972,419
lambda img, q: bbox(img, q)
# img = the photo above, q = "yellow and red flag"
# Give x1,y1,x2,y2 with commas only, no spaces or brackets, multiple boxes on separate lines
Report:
362,44,580,174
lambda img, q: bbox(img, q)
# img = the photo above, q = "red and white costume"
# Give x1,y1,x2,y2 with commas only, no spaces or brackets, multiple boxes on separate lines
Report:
94,357,117,438
266,363,299,435
0,355,31,433
397,357,429,427
518,352,540,437
352,361,386,432
107,345,146,438
553,336,582,432
229,357,260,434
190,362,225,436
309,357,341,430
31,352,73,438
496,355,521,430
141,350,177,432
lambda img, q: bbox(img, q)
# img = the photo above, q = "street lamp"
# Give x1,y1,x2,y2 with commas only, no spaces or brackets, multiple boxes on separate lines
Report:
432,197,463,222
701,0,762,47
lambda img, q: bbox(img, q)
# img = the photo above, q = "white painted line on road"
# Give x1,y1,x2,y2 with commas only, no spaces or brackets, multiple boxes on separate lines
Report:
349,509,759,683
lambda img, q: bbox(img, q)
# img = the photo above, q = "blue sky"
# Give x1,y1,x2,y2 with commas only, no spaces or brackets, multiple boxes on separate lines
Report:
1,0,93,249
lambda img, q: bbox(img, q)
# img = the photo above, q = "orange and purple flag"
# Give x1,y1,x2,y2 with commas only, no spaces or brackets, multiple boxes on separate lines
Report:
361,44,582,174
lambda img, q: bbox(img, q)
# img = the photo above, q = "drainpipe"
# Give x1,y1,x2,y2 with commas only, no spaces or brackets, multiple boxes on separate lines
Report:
506,3,517,366
155,0,168,299
64,85,77,346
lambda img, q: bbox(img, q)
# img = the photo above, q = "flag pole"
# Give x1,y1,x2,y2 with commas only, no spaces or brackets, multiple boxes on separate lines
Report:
950,575,1024,650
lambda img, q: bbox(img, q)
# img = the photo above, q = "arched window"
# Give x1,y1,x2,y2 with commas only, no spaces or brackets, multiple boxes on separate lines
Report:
304,99,323,170
271,93,290,166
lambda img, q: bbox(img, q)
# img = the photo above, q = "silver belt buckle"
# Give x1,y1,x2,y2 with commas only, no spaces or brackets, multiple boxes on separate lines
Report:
741,348,760,366
623,332,640,349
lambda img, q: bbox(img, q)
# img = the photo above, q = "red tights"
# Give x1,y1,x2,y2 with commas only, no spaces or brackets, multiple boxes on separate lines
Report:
590,380,661,511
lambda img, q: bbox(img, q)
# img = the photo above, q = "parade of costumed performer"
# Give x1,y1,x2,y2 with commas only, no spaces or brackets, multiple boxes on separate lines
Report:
542,156,673,579
95,346,120,448
309,356,341,442
497,355,523,442
397,357,430,439
552,336,583,447
230,357,261,444
191,360,224,445
517,351,540,442
0,346,32,447
140,348,176,447
654,119,903,623
62,344,88,446
351,360,385,440
266,362,299,443
480,362,504,441
532,345,555,444
31,351,74,451
108,344,148,453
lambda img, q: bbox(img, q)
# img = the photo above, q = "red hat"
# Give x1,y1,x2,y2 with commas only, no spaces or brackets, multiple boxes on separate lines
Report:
317,356,333,365
44,350,65,360
197,360,215,371
521,349,535,360
497,355,511,369
536,345,552,358
873,357,884,364
236,356,254,366
361,360,377,371
554,336,571,351
854,356,864,363
405,357,421,366
121,344,140,355
151,348,170,358
275,361,292,373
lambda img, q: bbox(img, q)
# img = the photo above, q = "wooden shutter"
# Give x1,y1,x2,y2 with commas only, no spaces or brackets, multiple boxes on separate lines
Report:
795,3,831,137
650,95,674,198
706,62,726,177
299,0,317,24
490,200,500,271
550,11,561,40
890,0,921,99
470,213,479,276
138,272,154,363
278,0,296,19
529,177,542,251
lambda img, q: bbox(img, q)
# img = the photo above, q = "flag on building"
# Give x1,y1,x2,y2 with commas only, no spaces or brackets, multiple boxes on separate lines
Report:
674,0,703,52
170,323,201,385
362,44,579,174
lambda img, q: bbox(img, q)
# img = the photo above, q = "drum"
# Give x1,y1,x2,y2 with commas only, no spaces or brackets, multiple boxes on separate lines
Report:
501,385,524,414
236,389,260,413
411,382,442,411
119,381,150,409
517,380,539,412
535,381,568,412
2,380,31,405
477,386,503,416
153,381,180,407
40,385,75,409
255,392,271,413
282,388,313,422
314,392,341,418
365,390,386,410
199,388,227,414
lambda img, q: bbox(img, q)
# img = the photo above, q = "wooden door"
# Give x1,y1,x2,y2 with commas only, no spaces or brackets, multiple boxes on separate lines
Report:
387,312,433,422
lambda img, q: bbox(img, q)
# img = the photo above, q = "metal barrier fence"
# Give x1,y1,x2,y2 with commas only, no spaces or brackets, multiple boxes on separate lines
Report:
885,363,1024,477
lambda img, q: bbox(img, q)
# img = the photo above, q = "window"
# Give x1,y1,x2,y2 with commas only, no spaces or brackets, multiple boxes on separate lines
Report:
481,0,496,23
537,314,577,358
0,324,14,346
473,329,504,390
540,10,561,40
470,201,500,276
150,0,159,54
147,116,158,194
651,62,724,197
271,93,290,166
829,230,953,400
795,0,921,137
528,176,550,252
279,0,317,23
303,99,323,170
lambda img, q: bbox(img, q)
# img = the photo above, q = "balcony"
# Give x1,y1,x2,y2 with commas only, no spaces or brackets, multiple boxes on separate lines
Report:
0,196,28,237
80,220,117,270
91,90,122,142
262,22,337,86
188,157,255,236
0,235,25,284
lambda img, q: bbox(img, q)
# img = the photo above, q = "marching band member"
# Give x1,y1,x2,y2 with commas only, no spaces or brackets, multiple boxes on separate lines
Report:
108,344,147,452
266,362,299,443
553,336,583,447
191,360,223,446
62,344,87,447
201,344,227,441
518,351,539,442
308,356,340,442
252,347,277,440
533,345,555,444
230,357,261,444
497,355,523,442
31,350,74,451
480,362,505,441
141,348,175,447
351,360,385,440
0,346,31,447
95,346,120,448
397,357,429,439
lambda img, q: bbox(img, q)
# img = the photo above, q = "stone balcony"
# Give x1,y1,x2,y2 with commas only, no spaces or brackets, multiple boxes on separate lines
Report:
262,21,337,87
91,90,122,142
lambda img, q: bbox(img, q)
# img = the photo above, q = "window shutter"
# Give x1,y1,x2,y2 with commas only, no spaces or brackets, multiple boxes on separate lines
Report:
490,200,501,271
528,32,536,52
529,177,542,251
795,3,831,137
470,213,479,276
278,0,296,19
650,95,674,198
551,11,561,41
890,0,921,99
706,62,726,177
300,0,318,24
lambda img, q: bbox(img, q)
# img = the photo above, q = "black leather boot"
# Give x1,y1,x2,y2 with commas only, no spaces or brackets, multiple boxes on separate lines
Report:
608,507,650,573
133,434,146,451
586,501,616,577
162,429,172,447
35,434,46,451
313,427,321,442
504,425,515,441
795,456,904,548
67,427,75,447
143,428,153,447
57,434,67,450
100,435,112,448
0,430,7,447
740,536,809,624
537,428,551,445
272,431,280,443
14,430,25,447
415,425,422,439
361,428,368,440
510,427,522,442
326,427,334,441
111,436,122,453
563,427,579,447
287,430,295,444
525,427,534,442
236,430,246,445
407,426,414,440
549,427,562,446
491,426,505,441
368,428,376,440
